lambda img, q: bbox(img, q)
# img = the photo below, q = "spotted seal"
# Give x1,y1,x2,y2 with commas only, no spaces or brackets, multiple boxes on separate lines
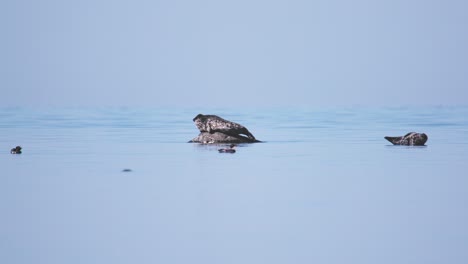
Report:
189,132,258,144
385,132,428,146
193,114,257,141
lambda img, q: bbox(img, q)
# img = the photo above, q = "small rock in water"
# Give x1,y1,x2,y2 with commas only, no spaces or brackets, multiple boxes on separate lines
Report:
122,169,132,172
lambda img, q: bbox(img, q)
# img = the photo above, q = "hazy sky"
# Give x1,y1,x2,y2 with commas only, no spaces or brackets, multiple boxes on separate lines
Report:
1,0,467,108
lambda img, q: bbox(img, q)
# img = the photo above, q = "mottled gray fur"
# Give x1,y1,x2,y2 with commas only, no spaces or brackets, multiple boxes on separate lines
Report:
385,132,428,146
193,114,256,140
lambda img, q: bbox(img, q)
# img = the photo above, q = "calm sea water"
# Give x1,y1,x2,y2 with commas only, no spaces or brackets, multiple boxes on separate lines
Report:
1,106,468,264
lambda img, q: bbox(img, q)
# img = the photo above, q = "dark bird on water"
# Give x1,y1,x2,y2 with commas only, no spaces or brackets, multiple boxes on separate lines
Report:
218,144,237,153
385,132,428,146
10,146,22,154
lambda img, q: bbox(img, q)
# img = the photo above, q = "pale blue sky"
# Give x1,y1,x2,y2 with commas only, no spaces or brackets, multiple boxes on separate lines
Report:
1,0,467,107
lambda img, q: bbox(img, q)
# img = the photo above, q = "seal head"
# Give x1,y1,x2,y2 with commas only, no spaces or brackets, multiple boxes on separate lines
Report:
10,146,22,154
218,144,237,153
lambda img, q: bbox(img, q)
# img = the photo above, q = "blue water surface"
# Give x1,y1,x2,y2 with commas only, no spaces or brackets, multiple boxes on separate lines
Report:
1,106,468,264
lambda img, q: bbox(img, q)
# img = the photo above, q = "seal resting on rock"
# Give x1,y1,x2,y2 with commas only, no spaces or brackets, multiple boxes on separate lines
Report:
193,114,256,140
385,132,428,146
190,114,260,143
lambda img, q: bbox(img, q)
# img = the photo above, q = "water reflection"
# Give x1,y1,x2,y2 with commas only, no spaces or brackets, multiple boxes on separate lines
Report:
1,106,468,264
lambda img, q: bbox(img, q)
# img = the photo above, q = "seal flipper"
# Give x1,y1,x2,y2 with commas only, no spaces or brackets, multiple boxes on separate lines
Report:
241,128,256,140
385,136,403,145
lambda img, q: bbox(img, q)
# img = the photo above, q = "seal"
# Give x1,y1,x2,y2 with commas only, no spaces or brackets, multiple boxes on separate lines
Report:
189,132,258,144
193,114,257,141
385,132,428,146
218,144,236,153
10,146,22,154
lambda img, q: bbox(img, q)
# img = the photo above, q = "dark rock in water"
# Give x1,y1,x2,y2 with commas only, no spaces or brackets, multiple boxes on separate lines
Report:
122,169,132,172
10,146,22,154
190,114,260,143
385,132,428,146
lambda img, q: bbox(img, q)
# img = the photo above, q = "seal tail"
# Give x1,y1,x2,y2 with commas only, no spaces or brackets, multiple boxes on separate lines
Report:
384,136,402,145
